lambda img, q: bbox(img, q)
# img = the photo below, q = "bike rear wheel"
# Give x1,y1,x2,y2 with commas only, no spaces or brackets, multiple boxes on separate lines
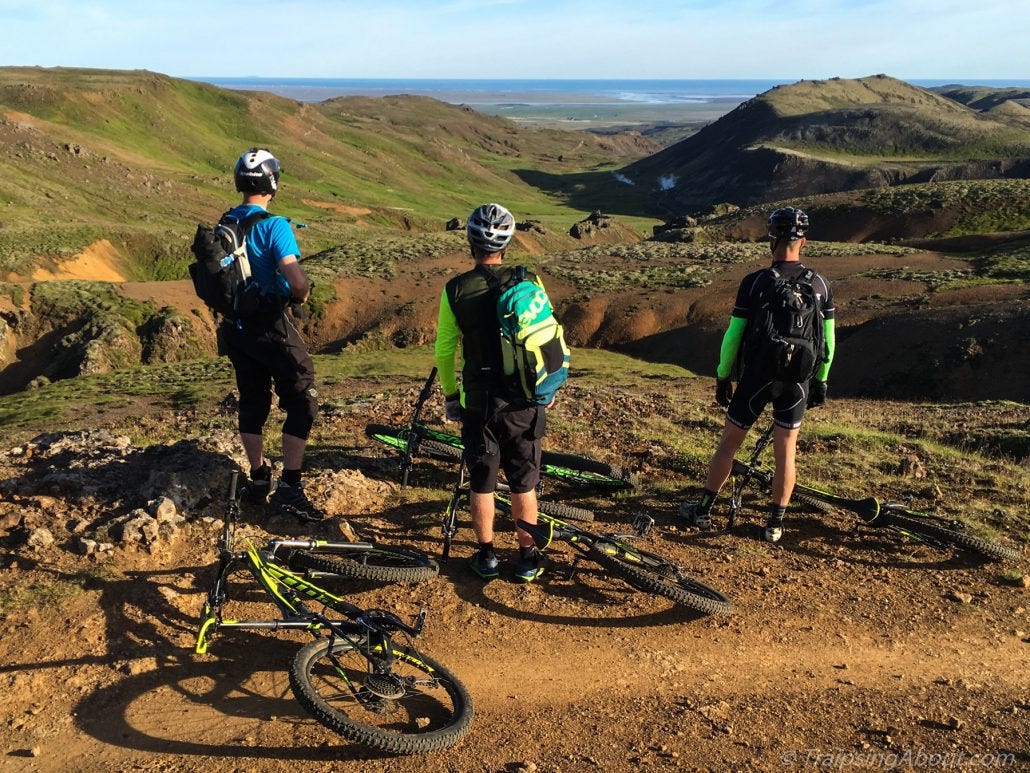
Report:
289,637,473,754
365,424,463,463
876,509,1021,563
288,547,440,584
587,542,732,614
792,491,833,514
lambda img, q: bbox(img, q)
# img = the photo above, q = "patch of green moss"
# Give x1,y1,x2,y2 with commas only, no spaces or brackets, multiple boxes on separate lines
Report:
30,280,155,328
304,233,466,280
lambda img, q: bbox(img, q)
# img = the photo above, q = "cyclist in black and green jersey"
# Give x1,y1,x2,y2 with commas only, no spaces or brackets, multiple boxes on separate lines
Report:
681,207,836,542
434,203,548,582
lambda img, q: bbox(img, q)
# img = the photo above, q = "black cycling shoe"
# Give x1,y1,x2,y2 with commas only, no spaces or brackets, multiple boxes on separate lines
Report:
270,481,324,522
241,477,271,504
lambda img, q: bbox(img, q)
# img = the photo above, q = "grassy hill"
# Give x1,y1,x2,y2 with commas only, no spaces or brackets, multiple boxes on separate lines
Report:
0,67,658,279
604,75,1030,216
934,85,1030,112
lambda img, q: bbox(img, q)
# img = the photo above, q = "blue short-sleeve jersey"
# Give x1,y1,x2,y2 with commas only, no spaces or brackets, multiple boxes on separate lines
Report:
226,204,300,298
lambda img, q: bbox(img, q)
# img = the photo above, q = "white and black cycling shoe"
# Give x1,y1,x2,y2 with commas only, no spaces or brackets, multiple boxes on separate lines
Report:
679,501,712,531
763,518,784,543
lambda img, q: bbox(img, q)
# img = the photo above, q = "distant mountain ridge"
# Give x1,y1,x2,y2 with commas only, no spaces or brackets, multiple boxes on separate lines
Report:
621,75,1030,214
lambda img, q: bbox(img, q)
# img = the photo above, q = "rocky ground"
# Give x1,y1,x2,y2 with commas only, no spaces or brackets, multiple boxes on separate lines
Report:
0,373,1026,772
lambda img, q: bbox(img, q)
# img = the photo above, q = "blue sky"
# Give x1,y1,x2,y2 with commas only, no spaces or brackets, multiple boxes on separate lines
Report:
1,0,1027,80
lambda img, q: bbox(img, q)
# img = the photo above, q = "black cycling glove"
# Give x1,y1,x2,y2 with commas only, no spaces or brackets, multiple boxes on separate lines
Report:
715,377,733,407
807,380,828,408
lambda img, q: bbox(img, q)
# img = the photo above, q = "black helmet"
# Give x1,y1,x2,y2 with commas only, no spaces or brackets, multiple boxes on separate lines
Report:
768,207,809,241
234,148,281,195
467,203,516,253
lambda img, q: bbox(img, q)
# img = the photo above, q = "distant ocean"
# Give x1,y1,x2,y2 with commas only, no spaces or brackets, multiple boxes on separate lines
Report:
193,77,1030,106
193,78,788,105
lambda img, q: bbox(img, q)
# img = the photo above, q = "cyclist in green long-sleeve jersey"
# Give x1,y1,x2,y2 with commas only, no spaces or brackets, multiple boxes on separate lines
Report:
681,207,836,543
434,203,551,582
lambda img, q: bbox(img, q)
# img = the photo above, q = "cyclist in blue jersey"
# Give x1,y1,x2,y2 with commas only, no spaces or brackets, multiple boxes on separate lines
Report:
219,148,321,521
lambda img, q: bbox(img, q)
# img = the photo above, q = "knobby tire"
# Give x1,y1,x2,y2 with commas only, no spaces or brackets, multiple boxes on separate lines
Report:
289,548,440,584
541,451,639,488
289,638,473,754
877,510,1021,563
537,499,596,523
792,492,833,514
587,543,732,615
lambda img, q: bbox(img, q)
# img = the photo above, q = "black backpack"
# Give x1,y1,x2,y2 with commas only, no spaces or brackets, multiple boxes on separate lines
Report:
189,209,272,319
743,266,825,382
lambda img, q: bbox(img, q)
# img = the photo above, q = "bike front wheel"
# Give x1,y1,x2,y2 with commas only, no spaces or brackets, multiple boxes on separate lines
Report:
588,542,732,615
877,509,1022,563
289,637,474,755
288,547,440,584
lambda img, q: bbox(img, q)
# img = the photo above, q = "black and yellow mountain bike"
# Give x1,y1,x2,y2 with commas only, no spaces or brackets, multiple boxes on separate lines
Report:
366,368,638,490
442,463,732,615
728,423,1022,563
194,472,472,754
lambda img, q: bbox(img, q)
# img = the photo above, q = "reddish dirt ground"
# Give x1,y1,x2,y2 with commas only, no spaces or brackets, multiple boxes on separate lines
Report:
0,376,1026,772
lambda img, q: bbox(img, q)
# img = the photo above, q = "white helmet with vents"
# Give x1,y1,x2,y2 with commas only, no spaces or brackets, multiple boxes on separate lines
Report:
466,203,515,253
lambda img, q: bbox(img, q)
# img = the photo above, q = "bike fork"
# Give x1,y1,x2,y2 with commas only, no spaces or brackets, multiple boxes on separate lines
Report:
441,463,469,563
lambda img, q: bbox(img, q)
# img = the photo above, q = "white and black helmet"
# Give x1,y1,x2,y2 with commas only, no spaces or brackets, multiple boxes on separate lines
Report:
467,203,515,253
768,207,809,241
234,147,281,195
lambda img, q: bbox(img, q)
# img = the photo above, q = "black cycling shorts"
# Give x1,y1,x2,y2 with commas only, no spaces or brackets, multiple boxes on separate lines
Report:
461,404,545,494
726,369,809,431
222,313,318,440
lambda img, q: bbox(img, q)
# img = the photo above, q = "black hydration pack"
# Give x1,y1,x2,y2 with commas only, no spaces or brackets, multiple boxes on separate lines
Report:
189,209,272,319
743,266,825,382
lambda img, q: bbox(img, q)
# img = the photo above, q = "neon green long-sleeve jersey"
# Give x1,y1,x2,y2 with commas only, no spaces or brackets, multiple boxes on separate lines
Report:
716,317,836,382
434,288,462,398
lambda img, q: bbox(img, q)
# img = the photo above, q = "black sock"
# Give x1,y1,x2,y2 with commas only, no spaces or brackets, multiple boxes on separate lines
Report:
478,541,495,557
282,468,302,486
768,504,787,524
250,463,272,482
520,545,537,560
698,489,718,513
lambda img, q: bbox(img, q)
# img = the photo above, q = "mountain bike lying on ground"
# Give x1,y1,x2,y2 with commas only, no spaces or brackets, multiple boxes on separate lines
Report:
442,463,731,614
194,471,472,754
438,466,597,564
727,423,1022,563
365,368,638,489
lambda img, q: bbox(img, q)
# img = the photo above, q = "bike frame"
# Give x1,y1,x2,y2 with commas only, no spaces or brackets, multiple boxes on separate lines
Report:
195,472,425,661
381,369,634,490
400,367,439,487
441,459,651,569
728,422,880,529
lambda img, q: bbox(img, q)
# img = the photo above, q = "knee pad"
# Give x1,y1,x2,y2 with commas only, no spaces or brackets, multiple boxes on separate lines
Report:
282,386,318,440
238,393,272,435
